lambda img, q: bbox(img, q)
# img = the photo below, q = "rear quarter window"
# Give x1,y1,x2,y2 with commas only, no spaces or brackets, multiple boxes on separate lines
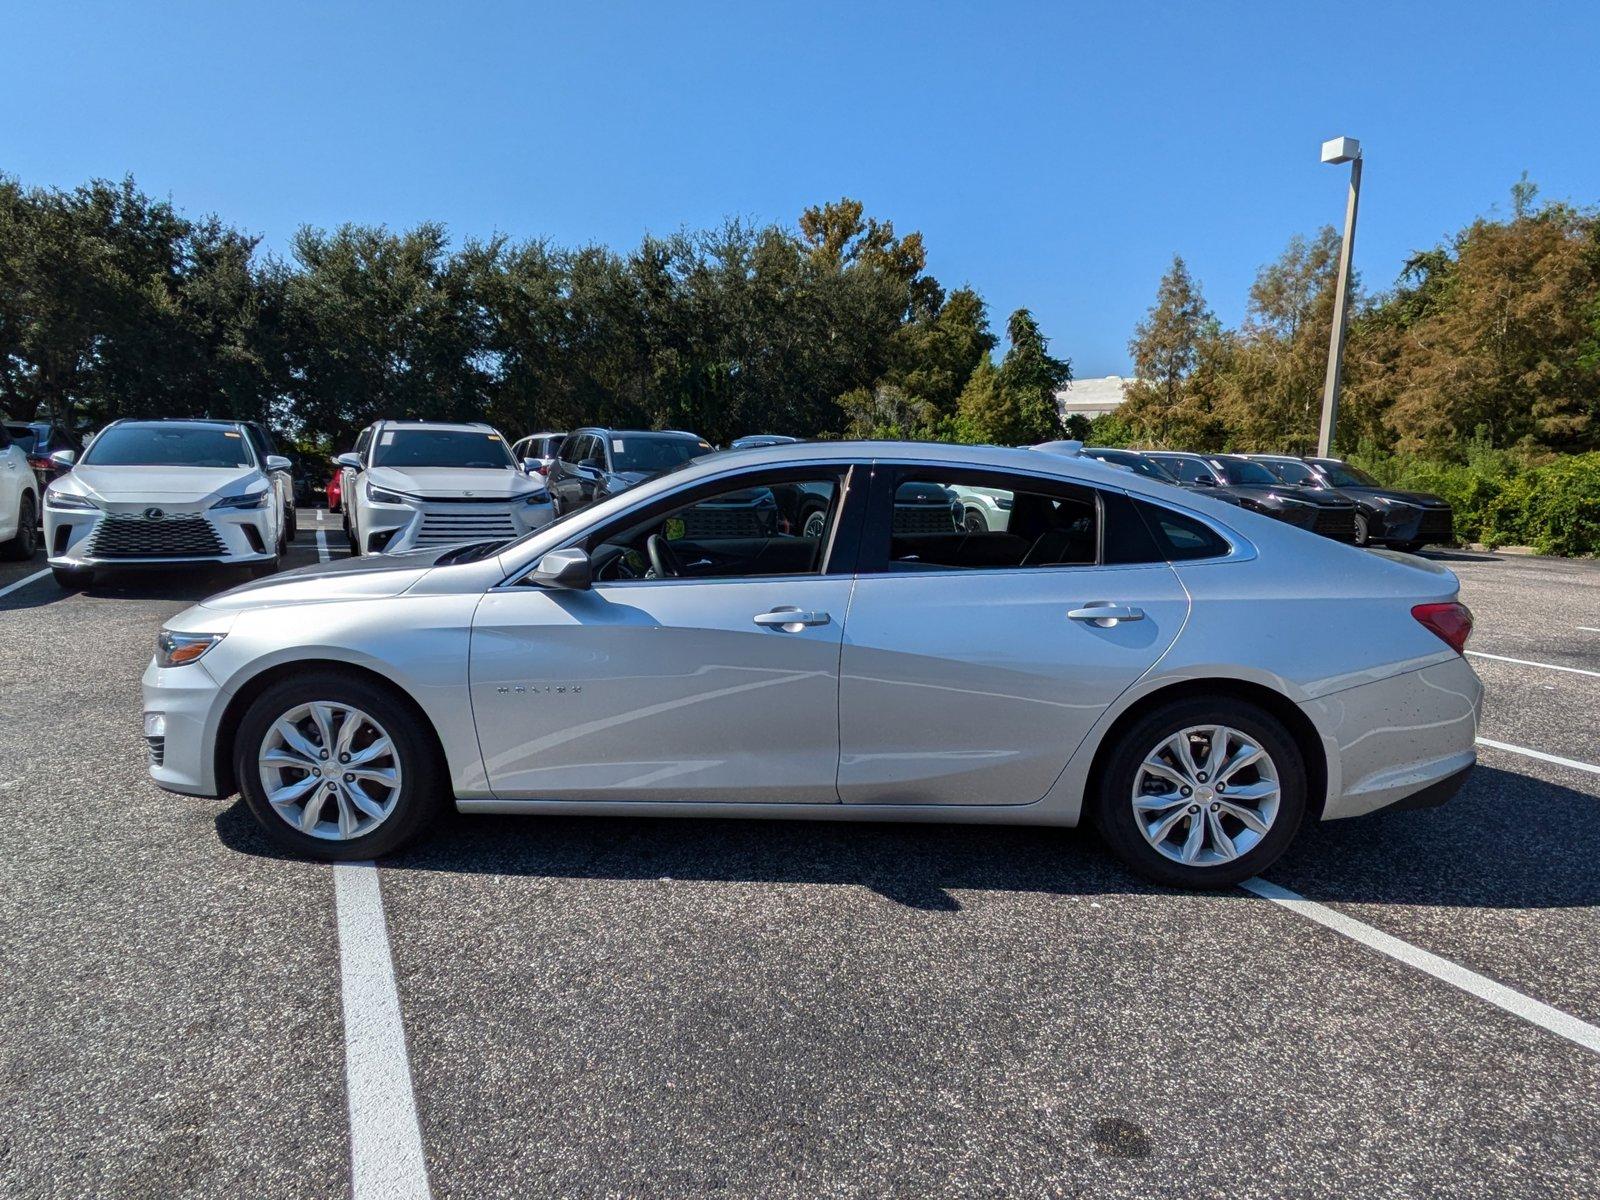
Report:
1134,499,1231,561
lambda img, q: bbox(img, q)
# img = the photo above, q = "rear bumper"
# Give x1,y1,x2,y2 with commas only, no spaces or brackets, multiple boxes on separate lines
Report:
1305,654,1483,820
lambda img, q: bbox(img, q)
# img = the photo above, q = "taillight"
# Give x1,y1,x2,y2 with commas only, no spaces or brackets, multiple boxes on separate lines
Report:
1412,602,1473,655
28,456,51,471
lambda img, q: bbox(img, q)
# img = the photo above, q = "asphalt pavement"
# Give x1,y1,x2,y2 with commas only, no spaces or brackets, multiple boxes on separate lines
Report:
2,521,1597,1199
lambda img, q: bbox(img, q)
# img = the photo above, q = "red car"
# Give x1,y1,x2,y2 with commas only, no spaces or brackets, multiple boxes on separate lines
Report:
326,471,342,513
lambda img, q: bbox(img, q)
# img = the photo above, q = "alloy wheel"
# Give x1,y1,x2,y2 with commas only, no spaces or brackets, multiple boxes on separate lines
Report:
257,701,403,841
1130,725,1280,867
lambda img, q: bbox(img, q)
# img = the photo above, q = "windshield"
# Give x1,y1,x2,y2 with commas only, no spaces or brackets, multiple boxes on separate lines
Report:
83,424,253,468
373,428,516,470
612,435,715,474
1214,459,1281,486
1262,459,1317,485
1089,449,1176,481
1317,461,1380,487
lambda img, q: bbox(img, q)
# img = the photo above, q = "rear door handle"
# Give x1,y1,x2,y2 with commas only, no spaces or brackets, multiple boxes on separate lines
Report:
754,607,831,630
1067,603,1145,626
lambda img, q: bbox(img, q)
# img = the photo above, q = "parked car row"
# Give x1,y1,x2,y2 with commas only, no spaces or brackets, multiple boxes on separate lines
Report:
1078,446,1453,551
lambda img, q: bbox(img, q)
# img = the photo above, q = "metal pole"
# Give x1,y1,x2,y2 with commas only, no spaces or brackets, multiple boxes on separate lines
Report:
1317,153,1361,457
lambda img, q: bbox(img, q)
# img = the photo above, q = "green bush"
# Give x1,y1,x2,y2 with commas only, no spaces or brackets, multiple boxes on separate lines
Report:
1482,453,1600,556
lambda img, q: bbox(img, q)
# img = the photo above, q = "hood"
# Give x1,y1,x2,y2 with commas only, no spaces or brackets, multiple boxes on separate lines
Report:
197,546,453,612
1217,483,1354,508
368,465,540,500
608,469,654,488
63,464,262,505
1359,487,1449,508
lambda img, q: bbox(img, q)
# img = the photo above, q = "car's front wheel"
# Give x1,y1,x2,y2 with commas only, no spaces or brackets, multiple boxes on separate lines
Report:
235,672,445,860
1092,698,1306,888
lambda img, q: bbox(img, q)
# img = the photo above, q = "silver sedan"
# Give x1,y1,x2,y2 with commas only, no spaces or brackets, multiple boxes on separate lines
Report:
142,441,1482,887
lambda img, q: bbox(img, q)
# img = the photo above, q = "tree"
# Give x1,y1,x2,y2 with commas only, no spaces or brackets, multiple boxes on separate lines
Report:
954,310,1070,445
1118,256,1227,447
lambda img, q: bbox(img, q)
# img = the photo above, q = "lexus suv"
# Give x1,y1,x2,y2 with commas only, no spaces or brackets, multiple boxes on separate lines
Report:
548,428,716,515
1147,452,1359,542
337,420,555,555
43,419,289,587
1296,457,1453,551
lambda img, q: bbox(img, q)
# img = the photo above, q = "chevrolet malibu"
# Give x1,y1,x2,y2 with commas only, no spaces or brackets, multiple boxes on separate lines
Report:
143,441,1482,887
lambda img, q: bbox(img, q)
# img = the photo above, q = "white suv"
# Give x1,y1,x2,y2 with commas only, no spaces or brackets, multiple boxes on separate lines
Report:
337,420,555,555
0,421,42,562
43,419,288,587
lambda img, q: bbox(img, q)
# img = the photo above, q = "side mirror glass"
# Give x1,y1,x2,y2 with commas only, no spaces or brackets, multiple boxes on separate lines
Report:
50,449,77,469
335,452,363,470
265,455,292,472
530,547,591,590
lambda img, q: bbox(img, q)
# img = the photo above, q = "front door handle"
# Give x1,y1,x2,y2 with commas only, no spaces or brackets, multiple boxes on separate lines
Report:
1067,603,1145,627
754,607,831,630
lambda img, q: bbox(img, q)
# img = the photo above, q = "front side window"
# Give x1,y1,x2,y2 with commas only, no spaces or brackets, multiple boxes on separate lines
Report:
1262,459,1317,486
582,473,844,582
1160,457,1213,485
878,472,1097,571
1317,461,1380,487
372,428,516,470
82,424,254,469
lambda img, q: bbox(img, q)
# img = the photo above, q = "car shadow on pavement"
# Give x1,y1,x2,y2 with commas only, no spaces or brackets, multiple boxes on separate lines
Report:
214,766,1599,912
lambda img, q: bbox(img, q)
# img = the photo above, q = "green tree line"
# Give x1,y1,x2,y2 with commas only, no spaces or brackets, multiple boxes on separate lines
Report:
0,176,1068,454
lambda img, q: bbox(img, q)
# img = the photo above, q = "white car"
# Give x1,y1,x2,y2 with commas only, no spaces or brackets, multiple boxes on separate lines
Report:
337,420,554,555
143,441,1483,888
45,419,289,588
950,484,1013,533
509,431,567,481
0,421,42,562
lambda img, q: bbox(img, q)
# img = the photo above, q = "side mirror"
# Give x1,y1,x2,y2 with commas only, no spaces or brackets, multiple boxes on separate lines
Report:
335,452,363,471
521,458,544,476
265,455,292,472
1191,476,1215,487
50,449,77,470
577,459,604,479
530,547,591,590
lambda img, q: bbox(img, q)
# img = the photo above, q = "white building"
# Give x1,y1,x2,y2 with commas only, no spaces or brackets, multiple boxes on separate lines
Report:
1056,375,1132,421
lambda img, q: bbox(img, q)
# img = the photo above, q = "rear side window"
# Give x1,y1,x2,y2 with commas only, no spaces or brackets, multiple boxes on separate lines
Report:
1135,499,1231,561
354,428,373,460
873,471,1098,571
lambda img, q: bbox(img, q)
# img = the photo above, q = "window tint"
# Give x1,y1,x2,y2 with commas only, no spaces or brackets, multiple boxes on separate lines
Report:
1160,457,1213,484
1213,458,1279,486
372,428,516,469
1262,459,1316,486
1316,461,1380,487
1134,500,1231,561
881,474,1097,571
584,474,843,581
354,428,372,457
611,434,714,473
559,433,584,464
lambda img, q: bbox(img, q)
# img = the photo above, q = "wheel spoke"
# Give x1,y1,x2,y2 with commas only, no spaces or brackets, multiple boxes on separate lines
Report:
273,719,322,765
334,710,365,760
1146,806,1190,844
334,786,359,839
349,766,398,788
1133,790,1187,813
1169,732,1203,779
261,747,314,771
1179,813,1205,862
1220,780,1278,803
1217,743,1265,783
308,704,337,755
1200,727,1229,778
1205,809,1238,860
267,774,319,807
299,787,329,832
345,736,394,768
345,783,387,821
1217,799,1270,834
1139,757,1189,789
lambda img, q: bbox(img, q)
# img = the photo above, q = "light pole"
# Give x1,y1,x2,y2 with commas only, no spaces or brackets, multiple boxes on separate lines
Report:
1317,135,1362,458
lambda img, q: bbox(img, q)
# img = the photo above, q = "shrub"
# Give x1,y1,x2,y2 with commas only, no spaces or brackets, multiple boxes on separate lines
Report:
1482,453,1600,556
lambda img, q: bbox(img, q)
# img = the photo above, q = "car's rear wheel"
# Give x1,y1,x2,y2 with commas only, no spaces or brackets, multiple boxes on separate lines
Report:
235,672,445,860
962,506,989,534
0,493,38,560
1093,697,1306,888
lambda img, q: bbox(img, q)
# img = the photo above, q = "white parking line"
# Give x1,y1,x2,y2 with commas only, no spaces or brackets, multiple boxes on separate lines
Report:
316,526,331,563
0,567,50,600
1475,737,1600,777
1465,650,1600,679
1242,877,1600,1055
334,862,432,1199
1579,626,1600,634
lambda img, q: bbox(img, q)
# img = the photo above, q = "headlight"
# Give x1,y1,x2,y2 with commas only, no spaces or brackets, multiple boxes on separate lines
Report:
366,482,413,505
519,489,550,505
210,490,268,510
46,489,97,510
155,630,225,668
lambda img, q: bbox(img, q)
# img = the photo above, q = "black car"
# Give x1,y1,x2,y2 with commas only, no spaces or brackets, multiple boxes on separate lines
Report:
1148,452,1360,543
1081,446,1185,484
1294,457,1454,551
548,428,717,515
3,419,81,498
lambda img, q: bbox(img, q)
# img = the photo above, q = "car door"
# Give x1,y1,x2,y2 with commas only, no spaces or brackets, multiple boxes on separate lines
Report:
470,464,863,803
837,465,1189,806
549,432,591,511
0,425,25,536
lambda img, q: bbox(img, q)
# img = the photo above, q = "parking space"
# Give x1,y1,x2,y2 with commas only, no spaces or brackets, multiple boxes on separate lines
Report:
2,528,1597,1198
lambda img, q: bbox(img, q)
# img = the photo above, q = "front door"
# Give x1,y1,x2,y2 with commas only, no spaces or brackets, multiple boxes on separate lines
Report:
470,465,860,802
837,466,1189,805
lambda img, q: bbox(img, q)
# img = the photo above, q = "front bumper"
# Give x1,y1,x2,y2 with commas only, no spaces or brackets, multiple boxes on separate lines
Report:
1374,505,1455,547
47,502,275,569
362,496,554,554
141,656,228,796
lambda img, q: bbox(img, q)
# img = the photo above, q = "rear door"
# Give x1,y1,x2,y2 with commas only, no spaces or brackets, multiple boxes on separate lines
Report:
837,465,1189,806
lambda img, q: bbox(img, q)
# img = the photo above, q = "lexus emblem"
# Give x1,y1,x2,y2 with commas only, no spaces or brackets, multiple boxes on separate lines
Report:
143,508,165,520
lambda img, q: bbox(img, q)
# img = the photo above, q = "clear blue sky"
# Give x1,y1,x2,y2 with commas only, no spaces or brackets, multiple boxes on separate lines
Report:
5,1,1599,377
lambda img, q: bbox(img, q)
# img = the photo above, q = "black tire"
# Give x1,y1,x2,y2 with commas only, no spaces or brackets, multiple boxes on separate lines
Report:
1092,697,1307,888
346,517,362,556
0,492,38,561
286,506,298,542
51,564,94,589
235,670,446,860
1353,513,1369,546
962,506,989,534
1397,540,1426,554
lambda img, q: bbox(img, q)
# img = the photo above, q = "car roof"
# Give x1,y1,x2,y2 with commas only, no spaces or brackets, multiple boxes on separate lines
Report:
376,419,497,434
578,427,703,439
106,417,244,430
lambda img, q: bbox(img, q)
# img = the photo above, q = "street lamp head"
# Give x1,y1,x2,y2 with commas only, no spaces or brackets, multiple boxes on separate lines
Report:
1321,136,1361,165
